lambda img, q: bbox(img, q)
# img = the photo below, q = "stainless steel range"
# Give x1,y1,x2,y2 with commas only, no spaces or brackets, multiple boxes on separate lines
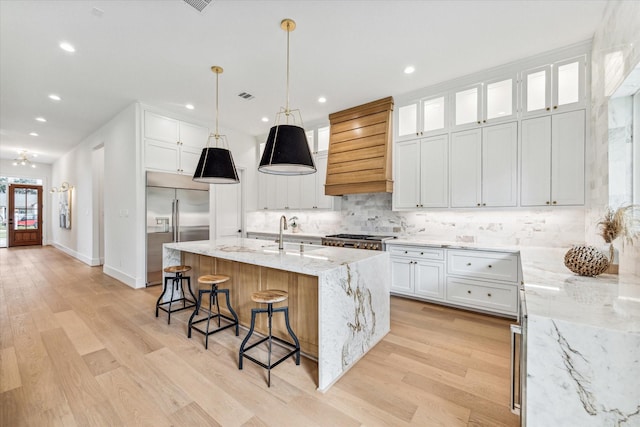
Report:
321,234,396,251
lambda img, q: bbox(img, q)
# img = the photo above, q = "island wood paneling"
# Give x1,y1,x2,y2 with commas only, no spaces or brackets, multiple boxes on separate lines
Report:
182,254,319,357
326,96,394,196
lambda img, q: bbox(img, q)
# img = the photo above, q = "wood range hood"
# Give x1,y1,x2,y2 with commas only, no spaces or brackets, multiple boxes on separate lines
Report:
325,96,394,196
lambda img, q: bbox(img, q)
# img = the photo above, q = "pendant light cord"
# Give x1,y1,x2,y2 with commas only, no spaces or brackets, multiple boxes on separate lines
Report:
285,20,291,119
215,71,220,146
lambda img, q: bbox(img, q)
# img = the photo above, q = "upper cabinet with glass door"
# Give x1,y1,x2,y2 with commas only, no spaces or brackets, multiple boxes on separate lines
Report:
522,55,586,117
396,94,448,141
453,75,516,129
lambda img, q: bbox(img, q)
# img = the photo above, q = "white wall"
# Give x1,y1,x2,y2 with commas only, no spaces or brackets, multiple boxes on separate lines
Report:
0,159,52,244
51,103,139,287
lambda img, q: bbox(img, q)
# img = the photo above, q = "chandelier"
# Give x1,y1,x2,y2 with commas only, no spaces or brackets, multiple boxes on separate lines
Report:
12,151,36,168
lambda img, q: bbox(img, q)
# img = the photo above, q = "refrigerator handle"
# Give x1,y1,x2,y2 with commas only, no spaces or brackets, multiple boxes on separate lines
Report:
171,200,176,242
175,199,180,242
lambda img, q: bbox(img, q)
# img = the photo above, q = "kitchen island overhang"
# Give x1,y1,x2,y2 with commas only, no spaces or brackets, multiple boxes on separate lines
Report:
162,237,391,391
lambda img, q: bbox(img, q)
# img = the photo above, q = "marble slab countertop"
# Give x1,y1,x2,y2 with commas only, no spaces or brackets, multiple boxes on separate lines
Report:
387,237,520,253
245,230,326,239
519,246,640,333
164,237,388,277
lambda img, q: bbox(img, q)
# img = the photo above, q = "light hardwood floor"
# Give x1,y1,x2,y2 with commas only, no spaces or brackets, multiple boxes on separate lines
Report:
0,246,520,426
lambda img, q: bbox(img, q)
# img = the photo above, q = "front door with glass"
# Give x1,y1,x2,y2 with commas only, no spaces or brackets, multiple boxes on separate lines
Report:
8,184,43,247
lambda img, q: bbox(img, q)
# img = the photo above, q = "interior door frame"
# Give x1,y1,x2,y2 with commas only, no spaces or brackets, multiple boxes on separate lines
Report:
8,183,43,247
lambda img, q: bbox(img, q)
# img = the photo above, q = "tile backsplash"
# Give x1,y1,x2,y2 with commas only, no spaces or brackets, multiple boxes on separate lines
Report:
247,192,586,248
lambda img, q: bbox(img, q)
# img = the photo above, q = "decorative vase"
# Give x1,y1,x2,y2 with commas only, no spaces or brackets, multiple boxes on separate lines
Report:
601,243,619,274
564,245,610,276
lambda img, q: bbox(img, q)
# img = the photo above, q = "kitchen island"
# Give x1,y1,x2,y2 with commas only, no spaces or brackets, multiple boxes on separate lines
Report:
163,237,390,391
519,247,640,427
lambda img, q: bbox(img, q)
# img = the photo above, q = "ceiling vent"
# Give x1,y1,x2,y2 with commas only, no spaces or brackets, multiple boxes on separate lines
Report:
238,92,255,100
183,0,213,13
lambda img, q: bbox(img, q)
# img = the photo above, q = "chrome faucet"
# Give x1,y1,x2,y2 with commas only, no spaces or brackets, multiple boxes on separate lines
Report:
278,215,288,250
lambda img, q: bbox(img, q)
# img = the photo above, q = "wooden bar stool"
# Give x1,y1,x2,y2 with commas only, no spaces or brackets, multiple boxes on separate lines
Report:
155,265,197,324
238,289,300,387
188,275,239,349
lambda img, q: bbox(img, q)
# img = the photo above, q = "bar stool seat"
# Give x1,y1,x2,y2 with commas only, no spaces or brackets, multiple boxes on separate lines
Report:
155,265,196,324
238,289,300,387
188,274,239,349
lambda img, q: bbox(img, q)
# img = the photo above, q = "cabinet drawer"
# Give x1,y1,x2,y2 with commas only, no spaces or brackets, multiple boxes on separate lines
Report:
447,250,518,282
447,277,518,314
387,245,444,261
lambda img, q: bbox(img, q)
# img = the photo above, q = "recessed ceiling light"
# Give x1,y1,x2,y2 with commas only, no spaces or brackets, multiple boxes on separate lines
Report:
318,97,327,103
29,132,38,136
49,94,61,101
404,66,415,74
35,117,47,122
261,117,269,122
185,104,195,110
59,42,76,53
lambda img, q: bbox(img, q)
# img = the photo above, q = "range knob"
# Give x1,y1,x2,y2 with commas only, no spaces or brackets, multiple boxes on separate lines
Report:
354,243,360,248
339,242,345,247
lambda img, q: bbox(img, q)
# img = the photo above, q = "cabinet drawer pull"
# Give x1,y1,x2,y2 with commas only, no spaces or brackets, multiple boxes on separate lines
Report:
552,201,557,205
420,252,424,255
487,293,492,297
467,290,472,294
416,204,420,207
404,251,408,254
553,105,558,109
546,107,551,111
546,201,550,205
466,262,472,266
477,203,481,207
488,265,492,268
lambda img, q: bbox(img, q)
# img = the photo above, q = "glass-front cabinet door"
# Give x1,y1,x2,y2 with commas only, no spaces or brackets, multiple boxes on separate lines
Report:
454,84,481,128
552,56,585,111
484,77,516,122
396,94,449,140
523,65,552,115
522,56,585,117
397,101,419,140
422,95,447,134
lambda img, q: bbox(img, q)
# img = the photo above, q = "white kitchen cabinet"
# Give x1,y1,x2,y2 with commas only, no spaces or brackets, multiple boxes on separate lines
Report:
143,111,209,175
396,93,449,141
453,76,516,129
389,245,445,300
522,55,586,117
450,122,517,208
388,244,519,318
394,135,448,209
521,110,585,206
446,249,519,316
257,152,337,210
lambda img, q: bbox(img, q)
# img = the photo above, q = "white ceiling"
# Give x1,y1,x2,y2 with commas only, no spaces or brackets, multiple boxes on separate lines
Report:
0,0,608,165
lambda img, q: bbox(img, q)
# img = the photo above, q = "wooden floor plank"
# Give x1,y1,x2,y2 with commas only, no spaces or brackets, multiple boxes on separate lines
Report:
54,310,105,356
0,246,519,427
95,366,174,427
0,346,22,392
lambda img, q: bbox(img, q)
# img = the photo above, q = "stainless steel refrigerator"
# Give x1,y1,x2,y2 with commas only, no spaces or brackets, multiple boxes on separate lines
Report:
146,171,210,286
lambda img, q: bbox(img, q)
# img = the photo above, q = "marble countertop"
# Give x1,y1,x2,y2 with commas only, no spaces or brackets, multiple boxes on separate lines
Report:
519,247,640,333
246,230,326,239
164,237,388,276
387,237,520,253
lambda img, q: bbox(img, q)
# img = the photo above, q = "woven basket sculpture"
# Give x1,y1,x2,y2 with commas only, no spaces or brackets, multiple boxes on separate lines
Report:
564,245,610,276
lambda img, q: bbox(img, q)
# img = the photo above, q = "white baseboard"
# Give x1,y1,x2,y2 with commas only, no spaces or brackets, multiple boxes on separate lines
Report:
102,264,139,289
51,242,98,266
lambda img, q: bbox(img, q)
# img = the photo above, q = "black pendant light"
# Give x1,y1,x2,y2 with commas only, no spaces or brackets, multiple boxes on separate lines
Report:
258,18,316,175
193,66,240,184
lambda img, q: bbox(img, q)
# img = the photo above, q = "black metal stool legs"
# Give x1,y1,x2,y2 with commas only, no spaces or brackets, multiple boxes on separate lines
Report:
238,303,301,387
155,272,196,324
188,285,239,349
